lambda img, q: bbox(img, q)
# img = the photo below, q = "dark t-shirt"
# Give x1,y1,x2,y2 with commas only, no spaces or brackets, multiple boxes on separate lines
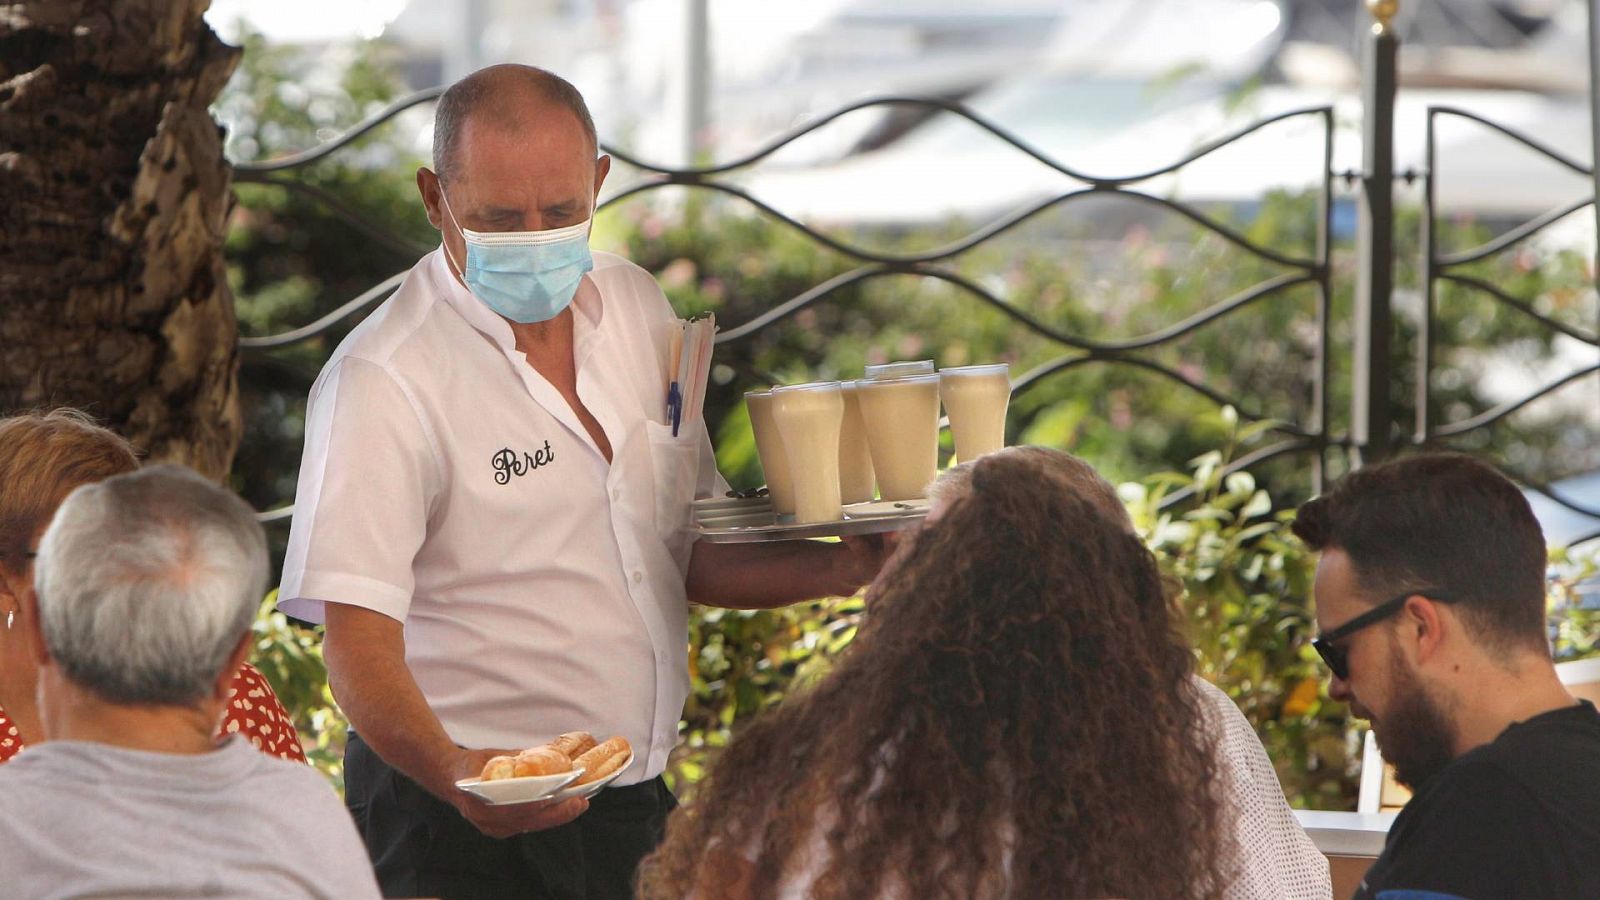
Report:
1354,699,1600,900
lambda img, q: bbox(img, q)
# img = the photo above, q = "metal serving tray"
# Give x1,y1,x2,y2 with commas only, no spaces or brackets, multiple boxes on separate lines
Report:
694,498,929,544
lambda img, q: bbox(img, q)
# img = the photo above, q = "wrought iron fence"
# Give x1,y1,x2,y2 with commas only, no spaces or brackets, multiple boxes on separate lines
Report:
1413,106,1600,546
234,3,1599,546
236,97,1339,519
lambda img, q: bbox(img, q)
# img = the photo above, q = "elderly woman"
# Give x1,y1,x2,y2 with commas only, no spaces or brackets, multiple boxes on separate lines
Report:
0,410,303,763
638,446,1330,900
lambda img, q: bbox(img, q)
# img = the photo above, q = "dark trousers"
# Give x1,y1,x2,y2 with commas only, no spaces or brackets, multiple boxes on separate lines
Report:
345,732,677,900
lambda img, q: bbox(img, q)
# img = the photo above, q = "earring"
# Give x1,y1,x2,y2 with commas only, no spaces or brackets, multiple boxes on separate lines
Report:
4,609,12,630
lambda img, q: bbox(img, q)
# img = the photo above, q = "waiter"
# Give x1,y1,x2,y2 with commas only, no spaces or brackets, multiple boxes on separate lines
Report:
278,65,889,899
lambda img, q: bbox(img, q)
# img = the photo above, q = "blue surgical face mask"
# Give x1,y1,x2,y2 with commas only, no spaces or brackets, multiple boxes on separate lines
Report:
440,191,595,324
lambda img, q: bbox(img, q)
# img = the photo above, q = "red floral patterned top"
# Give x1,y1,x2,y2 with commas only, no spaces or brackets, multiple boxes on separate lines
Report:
0,662,306,764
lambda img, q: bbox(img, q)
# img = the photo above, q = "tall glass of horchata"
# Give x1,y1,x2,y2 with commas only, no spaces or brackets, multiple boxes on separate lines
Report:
854,373,941,502
745,388,797,517
771,382,847,524
838,382,876,505
938,363,1010,463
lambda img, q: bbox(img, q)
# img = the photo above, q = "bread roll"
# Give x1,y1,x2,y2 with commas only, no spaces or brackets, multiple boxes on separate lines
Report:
479,755,517,782
550,731,597,759
572,736,632,786
513,746,572,778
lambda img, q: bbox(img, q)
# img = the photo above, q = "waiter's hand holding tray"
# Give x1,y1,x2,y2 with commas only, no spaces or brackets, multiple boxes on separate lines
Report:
455,732,633,805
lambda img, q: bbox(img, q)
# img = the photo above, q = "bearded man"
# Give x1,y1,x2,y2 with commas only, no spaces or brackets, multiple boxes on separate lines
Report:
1294,453,1600,900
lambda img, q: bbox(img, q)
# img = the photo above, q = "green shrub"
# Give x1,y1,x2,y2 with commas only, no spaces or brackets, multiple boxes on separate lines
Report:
1124,414,1356,809
663,415,1599,809
662,415,1360,809
252,426,1599,810
250,592,346,790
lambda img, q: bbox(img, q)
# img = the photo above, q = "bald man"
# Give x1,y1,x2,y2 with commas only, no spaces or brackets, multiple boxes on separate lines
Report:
277,66,890,899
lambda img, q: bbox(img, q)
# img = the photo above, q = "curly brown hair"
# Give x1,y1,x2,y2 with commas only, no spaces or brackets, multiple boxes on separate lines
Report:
639,447,1229,899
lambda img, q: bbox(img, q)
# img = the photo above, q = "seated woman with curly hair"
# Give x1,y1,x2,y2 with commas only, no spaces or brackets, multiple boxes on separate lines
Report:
638,446,1329,900
0,409,304,764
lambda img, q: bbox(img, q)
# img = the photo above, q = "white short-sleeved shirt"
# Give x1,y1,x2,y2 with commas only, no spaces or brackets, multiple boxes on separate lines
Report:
278,248,723,783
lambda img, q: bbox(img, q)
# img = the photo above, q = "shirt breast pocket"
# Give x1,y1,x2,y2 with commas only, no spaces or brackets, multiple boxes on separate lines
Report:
644,421,701,548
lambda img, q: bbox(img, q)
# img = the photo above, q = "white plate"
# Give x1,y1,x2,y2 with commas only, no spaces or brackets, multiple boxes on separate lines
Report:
455,768,583,806
544,752,633,803
844,498,930,519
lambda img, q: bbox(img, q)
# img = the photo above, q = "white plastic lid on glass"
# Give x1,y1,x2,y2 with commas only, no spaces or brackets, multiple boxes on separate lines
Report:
863,360,936,380
773,381,844,394
938,363,1010,378
854,372,940,388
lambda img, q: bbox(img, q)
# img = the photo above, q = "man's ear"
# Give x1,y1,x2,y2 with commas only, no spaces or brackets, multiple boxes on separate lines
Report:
417,166,444,230
213,632,253,703
26,587,50,669
592,154,611,204
1401,594,1448,665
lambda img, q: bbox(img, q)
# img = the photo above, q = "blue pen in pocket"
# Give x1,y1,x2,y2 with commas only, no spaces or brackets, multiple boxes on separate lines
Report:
667,382,683,436
666,322,685,435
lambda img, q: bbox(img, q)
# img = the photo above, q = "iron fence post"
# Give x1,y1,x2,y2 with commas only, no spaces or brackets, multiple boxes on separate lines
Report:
1353,0,1400,466
673,0,712,167
1590,0,1600,284
1314,107,1334,494
1417,109,1436,445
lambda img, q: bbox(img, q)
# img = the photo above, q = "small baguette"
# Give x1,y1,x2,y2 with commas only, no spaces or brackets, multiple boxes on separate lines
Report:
549,731,597,759
572,736,632,786
479,755,518,782
513,746,572,778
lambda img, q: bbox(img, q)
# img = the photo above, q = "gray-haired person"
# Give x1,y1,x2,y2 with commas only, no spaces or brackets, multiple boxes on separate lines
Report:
0,464,379,899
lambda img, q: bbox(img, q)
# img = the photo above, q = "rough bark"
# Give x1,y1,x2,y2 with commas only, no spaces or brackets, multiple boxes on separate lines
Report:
0,0,243,479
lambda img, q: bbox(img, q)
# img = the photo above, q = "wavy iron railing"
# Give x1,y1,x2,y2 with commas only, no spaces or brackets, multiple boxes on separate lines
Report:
1418,106,1600,544
236,89,1336,522
239,272,409,351
1516,479,1600,547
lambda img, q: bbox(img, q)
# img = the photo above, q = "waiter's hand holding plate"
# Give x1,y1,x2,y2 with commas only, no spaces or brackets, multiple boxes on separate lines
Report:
443,746,591,839
448,732,634,837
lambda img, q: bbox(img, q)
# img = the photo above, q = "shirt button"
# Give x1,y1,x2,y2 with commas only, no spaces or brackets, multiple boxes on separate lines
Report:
631,571,643,585
611,487,621,501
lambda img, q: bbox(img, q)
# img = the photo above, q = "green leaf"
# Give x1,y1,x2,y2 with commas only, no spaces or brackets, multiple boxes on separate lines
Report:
1241,489,1273,519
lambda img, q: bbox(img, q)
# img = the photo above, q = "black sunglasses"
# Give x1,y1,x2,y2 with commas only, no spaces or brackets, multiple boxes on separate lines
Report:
1312,590,1452,681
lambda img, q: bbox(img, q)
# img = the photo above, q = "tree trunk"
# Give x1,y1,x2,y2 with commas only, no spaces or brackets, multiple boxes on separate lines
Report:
0,0,243,479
